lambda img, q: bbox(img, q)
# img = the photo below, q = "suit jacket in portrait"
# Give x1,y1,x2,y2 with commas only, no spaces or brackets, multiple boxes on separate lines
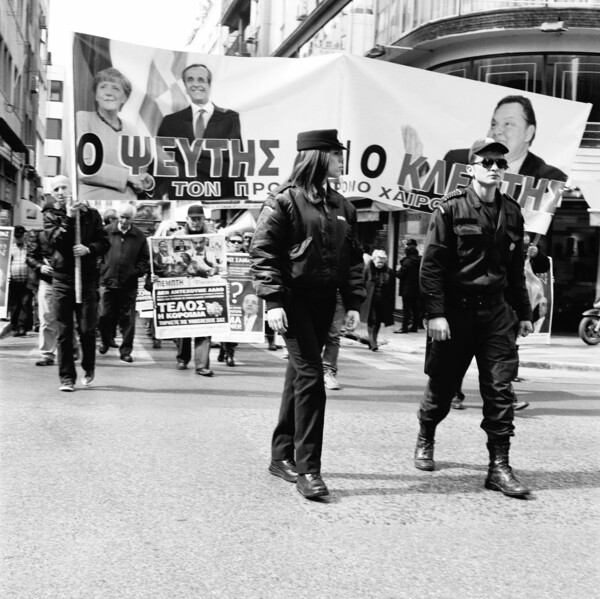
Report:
155,105,246,201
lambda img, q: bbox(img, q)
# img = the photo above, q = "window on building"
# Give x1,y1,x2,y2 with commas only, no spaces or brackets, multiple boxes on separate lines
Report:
49,80,63,102
43,156,61,177
46,118,62,140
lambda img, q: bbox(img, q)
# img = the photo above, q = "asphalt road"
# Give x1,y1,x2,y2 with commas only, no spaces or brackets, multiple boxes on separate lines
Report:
1,329,598,599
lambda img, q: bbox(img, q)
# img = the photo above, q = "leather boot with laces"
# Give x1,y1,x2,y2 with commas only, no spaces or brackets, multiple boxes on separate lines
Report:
485,439,531,497
414,424,436,471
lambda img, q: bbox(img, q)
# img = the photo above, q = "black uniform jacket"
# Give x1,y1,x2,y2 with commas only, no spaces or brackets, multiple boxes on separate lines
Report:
250,184,366,312
420,185,532,322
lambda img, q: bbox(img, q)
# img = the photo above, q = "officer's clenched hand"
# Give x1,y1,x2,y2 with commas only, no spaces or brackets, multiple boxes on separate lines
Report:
267,307,288,335
518,320,533,337
428,317,451,341
344,310,360,332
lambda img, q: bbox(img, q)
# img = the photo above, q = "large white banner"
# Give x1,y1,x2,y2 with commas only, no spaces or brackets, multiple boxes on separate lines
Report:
71,33,591,233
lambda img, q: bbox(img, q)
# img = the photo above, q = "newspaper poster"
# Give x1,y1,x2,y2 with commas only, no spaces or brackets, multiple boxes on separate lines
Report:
148,233,229,338
519,257,554,346
213,252,265,344
0,227,13,320
136,276,153,318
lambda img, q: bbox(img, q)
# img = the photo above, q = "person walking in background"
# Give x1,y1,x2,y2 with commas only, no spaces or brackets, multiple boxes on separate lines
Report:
44,175,109,392
395,239,421,334
8,226,33,337
27,201,60,365
173,204,215,376
360,249,396,352
415,138,533,498
98,203,150,363
250,129,365,499
322,290,346,391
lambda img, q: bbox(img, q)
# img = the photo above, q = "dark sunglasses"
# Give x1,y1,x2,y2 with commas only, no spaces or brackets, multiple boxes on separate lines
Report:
230,239,243,244
471,158,508,170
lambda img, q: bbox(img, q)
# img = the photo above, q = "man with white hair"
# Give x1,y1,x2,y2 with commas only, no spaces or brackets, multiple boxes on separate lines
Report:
44,175,109,391
98,202,149,363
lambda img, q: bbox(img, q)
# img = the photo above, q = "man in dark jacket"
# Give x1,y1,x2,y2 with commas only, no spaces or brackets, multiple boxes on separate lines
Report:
44,175,109,391
360,249,396,351
98,203,150,362
27,202,61,365
415,138,533,498
396,239,422,333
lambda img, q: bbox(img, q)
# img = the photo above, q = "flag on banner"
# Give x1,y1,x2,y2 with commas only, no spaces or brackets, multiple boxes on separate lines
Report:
139,51,188,136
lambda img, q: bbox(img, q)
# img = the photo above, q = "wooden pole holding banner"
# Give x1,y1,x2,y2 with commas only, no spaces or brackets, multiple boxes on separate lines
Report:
75,209,82,304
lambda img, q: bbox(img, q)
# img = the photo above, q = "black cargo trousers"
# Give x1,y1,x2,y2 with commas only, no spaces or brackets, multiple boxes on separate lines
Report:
418,296,519,440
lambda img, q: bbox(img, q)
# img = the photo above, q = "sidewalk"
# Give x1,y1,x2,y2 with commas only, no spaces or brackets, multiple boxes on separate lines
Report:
351,324,600,372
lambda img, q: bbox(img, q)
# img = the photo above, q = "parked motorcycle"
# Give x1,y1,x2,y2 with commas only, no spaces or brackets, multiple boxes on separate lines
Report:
578,298,600,345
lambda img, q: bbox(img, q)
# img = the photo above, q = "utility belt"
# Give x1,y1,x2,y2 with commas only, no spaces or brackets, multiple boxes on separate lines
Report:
448,292,505,310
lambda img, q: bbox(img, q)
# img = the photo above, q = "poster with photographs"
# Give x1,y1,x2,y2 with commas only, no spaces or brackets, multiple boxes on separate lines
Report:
148,233,228,338
0,227,13,320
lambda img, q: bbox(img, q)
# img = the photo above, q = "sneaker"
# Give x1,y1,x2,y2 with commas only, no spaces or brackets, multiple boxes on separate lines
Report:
59,380,75,392
324,371,340,390
513,400,529,410
83,371,94,387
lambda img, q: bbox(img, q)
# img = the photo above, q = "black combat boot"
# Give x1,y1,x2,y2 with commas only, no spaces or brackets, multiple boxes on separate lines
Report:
414,424,436,471
485,439,531,497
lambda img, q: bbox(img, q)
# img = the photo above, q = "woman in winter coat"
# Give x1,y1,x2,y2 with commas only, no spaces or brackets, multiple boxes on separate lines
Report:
249,129,365,500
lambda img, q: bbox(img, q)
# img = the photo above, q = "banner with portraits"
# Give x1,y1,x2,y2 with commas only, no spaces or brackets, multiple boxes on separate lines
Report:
71,33,591,235
519,258,554,346
0,227,13,320
148,233,229,338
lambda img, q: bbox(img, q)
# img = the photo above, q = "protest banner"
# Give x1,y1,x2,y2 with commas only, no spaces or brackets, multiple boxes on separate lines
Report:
0,227,12,320
519,258,554,346
148,233,228,338
71,33,591,235
213,252,265,344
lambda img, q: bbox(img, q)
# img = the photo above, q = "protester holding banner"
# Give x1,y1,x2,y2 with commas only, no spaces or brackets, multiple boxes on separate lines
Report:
416,138,533,498
44,175,109,392
173,204,215,376
76,67,155,203
250,129,365,500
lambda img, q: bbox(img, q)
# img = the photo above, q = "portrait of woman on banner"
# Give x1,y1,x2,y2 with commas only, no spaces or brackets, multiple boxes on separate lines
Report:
76,67,155,203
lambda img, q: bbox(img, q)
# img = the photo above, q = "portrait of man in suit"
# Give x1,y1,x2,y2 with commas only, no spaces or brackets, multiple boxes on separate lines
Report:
241,293,263,333
155,63,246,202
444,95,567,187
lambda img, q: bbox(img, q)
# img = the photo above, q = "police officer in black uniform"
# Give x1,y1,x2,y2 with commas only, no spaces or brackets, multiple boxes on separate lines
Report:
250,129,365,499
415,138,533,498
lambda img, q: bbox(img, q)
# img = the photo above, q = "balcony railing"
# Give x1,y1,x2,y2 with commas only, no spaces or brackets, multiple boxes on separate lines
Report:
379,0,600,44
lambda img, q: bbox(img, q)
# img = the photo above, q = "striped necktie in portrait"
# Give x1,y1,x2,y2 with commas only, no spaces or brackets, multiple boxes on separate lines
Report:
195,108,205,139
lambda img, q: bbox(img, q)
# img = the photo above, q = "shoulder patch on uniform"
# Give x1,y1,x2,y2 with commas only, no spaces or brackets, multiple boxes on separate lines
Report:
442,189,467,201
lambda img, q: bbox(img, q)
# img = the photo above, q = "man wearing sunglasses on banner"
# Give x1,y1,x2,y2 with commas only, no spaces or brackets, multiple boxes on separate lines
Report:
415,138,533,499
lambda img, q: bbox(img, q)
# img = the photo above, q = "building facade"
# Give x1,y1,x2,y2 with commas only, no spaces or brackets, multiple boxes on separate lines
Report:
216,0,600,331
0,0,49,227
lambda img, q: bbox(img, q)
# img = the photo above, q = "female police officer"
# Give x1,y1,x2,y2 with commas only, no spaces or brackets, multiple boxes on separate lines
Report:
249,129,365,499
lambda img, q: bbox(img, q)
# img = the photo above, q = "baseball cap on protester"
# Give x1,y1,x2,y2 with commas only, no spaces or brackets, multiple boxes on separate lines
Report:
297,129,346,152
187,204,204,217
468,137,509,163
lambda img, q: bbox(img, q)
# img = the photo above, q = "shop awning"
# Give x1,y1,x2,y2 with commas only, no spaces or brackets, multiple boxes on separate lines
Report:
347,196,403,212
0,118,28,153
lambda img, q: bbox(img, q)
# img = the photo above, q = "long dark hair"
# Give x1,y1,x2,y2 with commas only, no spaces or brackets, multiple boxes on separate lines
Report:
281,149,331,201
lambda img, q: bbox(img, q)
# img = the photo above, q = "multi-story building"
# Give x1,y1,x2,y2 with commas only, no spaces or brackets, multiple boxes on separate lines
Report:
0,0,49,227
218,0,600,331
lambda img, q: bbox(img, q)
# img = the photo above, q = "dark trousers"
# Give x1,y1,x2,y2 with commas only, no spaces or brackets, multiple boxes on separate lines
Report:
402,295,420,331
176,337,211,369
8,280,32,331
98,286,138,356
418,301,519,440
367,299,384,348
272,290,337,474
54,280,98,383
